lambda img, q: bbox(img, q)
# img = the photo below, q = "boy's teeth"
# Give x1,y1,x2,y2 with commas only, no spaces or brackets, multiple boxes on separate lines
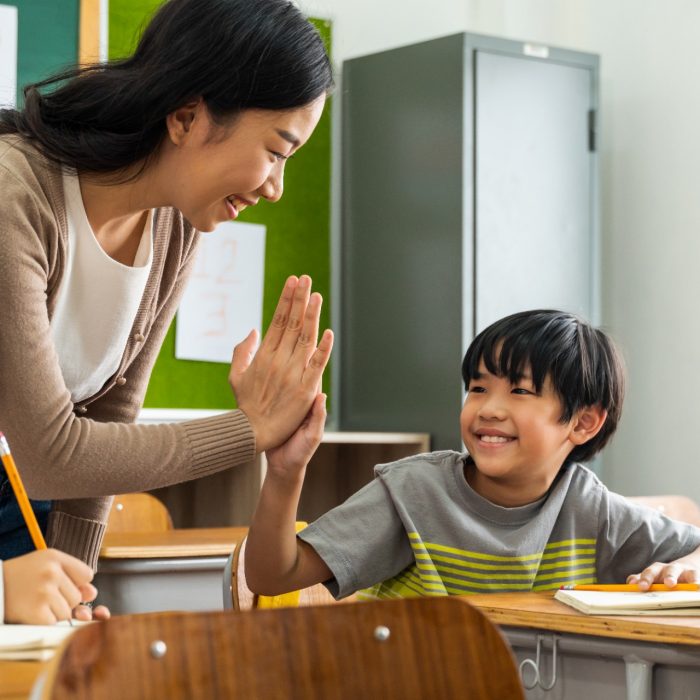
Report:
480,435,511,443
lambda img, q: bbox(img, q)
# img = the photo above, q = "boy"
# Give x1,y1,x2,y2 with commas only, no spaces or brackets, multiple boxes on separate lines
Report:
245,310,700,600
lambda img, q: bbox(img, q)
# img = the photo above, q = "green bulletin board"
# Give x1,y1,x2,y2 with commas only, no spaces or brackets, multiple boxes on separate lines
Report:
4,0,79,106
109,1,333,409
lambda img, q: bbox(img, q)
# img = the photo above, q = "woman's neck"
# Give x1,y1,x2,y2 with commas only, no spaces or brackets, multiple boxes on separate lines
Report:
78,167,160,265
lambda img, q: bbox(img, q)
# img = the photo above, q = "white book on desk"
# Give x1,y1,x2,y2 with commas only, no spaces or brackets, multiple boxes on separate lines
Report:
0,622,79,660
555,589,700,616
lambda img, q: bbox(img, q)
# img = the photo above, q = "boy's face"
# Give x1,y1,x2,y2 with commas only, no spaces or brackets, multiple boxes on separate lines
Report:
460,362,581,507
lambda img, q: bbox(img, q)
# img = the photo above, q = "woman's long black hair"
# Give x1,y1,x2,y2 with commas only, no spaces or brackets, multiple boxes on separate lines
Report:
0,0,333,175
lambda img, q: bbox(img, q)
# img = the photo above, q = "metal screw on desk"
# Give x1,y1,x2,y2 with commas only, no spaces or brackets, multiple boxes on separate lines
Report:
373,626,391,642
150,640,167,659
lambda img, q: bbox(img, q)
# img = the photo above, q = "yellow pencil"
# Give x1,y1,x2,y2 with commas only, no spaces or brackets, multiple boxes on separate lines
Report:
0,432,47,550
561,584,700,592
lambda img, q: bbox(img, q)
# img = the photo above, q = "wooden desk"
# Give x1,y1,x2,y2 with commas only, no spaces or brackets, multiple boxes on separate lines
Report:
0,661,46,700
94,527,247,615
466,592,700,700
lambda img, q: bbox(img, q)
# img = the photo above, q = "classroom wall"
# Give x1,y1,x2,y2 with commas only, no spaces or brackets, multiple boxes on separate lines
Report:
2,0,79,104
302,0,700,501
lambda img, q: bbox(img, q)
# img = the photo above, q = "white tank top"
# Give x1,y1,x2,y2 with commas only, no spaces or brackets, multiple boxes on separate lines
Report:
50,170,153,403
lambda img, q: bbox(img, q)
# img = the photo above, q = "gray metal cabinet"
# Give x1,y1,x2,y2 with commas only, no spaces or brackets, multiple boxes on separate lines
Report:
339,33,599,450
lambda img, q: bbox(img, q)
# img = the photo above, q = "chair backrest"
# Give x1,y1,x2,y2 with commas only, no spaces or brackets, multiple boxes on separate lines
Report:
225,534,339,610
106,493,173,533
628,495,700,527
37,598,524,699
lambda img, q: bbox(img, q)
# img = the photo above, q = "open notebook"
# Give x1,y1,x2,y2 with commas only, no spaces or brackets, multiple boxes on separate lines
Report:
0,621,81,661
555,589,700,616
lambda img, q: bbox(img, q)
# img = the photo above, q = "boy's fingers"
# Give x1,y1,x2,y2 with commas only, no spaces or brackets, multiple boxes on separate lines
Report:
661,564,684,586
636,562,666,589
260,275,299,353
680,569,699,583
309,393,327,426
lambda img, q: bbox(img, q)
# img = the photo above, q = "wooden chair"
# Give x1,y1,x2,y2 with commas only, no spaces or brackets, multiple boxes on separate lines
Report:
223,529,340,610
628,495,700,527
35,597,524,699
106,493,173,533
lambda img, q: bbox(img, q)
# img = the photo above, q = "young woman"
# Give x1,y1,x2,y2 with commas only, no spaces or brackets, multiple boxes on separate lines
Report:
0,0,334,601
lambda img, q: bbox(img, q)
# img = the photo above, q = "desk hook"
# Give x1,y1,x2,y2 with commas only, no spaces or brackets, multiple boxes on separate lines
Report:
538,634,558,691
518,634,559,691
518,656,540,690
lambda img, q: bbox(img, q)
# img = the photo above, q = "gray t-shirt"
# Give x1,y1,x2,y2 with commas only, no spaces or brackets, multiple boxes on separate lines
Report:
298,451,700,600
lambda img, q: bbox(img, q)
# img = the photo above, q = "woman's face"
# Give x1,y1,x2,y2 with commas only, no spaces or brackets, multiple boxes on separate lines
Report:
162,95,326,231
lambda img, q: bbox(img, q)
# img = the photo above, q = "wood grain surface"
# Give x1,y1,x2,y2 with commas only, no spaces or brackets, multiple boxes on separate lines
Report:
39,598,524,699
99,527,248,559
465,591,700,645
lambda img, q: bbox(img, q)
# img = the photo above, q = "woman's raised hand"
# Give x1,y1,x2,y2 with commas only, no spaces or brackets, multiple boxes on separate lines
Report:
229,275,333,453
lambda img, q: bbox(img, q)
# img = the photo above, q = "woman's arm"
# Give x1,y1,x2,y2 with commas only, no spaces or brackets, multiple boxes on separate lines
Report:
0,182,330,498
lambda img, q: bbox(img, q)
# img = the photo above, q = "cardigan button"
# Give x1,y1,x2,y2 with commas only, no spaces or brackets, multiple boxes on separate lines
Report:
133,332,145,342
76,405,88,414
116,376,127,386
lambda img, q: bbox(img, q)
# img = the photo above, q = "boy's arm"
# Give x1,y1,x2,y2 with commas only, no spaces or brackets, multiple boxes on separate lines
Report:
597,489,700,586
245,394,332,596
626,545,700,590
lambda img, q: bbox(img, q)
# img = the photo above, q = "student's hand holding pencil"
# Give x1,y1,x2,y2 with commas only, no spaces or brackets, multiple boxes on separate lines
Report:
3,549,96,625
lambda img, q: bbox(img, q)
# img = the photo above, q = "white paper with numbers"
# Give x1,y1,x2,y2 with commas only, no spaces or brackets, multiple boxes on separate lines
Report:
0,5,18,108
175,221,266,363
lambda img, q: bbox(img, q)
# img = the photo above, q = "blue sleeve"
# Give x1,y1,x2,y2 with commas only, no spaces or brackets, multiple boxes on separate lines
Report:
298,477,413,599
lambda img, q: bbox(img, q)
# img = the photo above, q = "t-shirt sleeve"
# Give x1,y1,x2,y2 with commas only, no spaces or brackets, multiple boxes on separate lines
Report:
298,477,413,599
597,489,700,583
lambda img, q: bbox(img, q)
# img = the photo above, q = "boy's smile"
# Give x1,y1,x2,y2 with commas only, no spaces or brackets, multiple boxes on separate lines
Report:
461,363,592,507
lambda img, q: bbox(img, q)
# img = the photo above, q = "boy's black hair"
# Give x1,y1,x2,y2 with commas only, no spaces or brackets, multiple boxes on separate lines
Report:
461,310,625,463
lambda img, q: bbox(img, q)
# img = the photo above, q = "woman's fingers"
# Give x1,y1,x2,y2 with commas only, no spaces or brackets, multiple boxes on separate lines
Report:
278,275,312,357
259,275,299,354
229,328,259,389
291,292,323,364
303,329,334,389
232,276,332,453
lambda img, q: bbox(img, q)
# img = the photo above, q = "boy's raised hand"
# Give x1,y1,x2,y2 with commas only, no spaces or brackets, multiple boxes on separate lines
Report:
627,554,700,590
265,393,327,480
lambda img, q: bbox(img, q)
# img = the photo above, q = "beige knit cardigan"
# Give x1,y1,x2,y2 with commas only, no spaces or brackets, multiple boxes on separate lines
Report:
0,136,255,569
